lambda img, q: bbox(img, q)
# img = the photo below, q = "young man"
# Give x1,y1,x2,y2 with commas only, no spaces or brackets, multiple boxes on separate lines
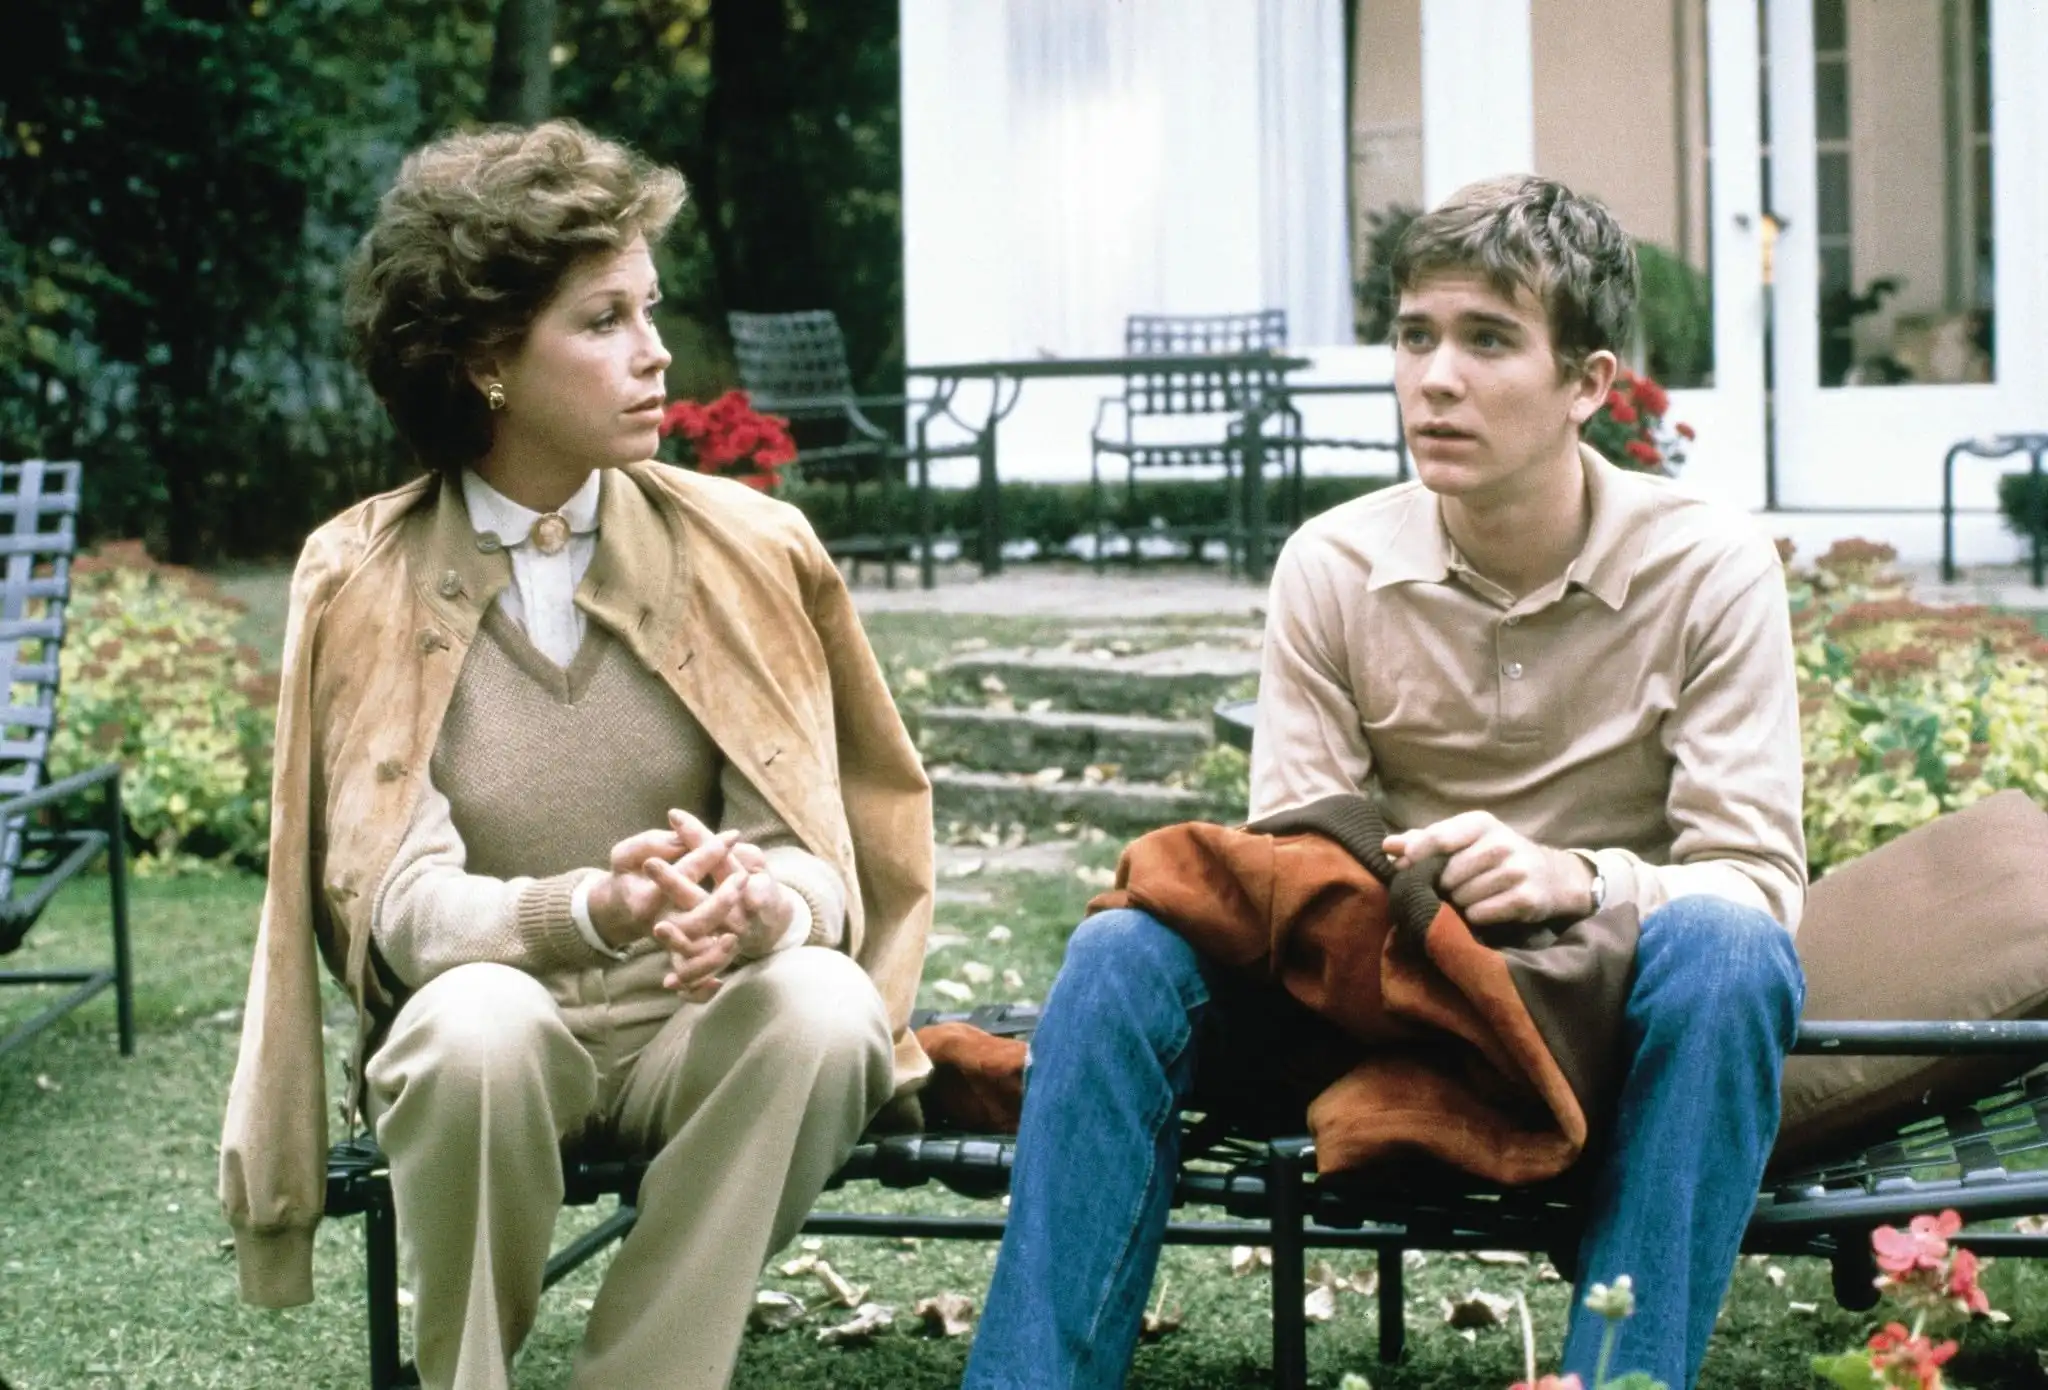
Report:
962,175,1806,1390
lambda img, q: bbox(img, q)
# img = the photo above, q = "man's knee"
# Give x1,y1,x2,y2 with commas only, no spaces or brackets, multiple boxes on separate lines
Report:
1056,909,1205,1016
1636,895,1803,1022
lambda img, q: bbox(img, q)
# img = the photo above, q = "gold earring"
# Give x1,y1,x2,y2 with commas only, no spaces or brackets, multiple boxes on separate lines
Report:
486,382,507,412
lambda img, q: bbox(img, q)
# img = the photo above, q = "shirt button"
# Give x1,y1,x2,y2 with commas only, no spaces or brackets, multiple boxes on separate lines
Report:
1504,614,1522,627
438,571,464,599
476,532,504,554
1504,661,1525,680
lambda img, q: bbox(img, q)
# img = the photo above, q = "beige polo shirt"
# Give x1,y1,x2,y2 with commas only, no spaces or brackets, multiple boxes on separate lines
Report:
1250,446,1807,932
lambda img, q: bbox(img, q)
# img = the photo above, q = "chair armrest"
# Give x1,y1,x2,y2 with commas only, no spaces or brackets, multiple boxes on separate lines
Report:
1088,394,1128,445
1793,1019,2048,1057
0,762,121,820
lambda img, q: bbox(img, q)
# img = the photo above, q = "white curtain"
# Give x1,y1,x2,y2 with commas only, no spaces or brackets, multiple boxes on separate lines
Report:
907,0,1353,363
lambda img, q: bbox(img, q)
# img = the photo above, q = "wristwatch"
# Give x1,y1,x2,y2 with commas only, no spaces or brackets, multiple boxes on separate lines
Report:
1568,848,1606,915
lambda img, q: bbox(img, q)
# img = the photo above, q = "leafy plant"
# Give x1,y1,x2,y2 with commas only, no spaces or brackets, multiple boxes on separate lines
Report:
1632,242,1712,389
1353,203,1421,344
1996,471,2048,551
49,542,276,873
1788,538,2048,876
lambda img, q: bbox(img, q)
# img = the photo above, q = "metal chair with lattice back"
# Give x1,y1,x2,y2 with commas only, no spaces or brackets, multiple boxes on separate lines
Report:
1088,310,1302,575
727,311,981,589
0,460,132,1060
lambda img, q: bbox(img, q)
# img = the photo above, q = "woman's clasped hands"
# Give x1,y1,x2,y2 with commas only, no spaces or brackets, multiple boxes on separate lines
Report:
584,809,797,1001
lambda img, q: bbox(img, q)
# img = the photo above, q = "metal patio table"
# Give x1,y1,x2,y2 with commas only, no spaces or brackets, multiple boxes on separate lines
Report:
907,350,1312,584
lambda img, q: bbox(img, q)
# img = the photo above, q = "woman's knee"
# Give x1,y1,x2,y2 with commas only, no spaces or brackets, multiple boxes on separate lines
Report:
730,947,894,1075
373,962,568,1097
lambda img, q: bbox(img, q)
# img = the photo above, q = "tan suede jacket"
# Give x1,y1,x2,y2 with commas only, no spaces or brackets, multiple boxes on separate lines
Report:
217,461,934,1307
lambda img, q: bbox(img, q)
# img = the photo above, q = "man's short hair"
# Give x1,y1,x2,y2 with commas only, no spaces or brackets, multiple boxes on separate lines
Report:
1390,174,1639,374
343,120,687,473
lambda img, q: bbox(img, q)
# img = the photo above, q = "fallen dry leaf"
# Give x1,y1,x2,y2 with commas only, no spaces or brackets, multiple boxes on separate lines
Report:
1347,1267,1379,1297
959,961,995,986
941,858,985,880
1535,1262,1563,1283
811,1259,868,1308
1140,1279,1183,1341
780,1253,819,1278
1337,1374,1374,1390
930,979,974,1004
752,1290,809,1332
953,637,990,654
926,932,968,952
2017,1214,2048,1234
978,673,1007,695
1304,1283,1339,1324
1028,766,1064,786
1001,968,1025,992
1765,1264,1788,1289
912,1292,977,1337
985,924,1013,944
1443,1290,1515,1330
1229,1245,1272,1277
1787,1301,1819,1314
1074,866,1117,889
1472,1251,1530,1266
817,1302,895,1345
33,1074,59,1093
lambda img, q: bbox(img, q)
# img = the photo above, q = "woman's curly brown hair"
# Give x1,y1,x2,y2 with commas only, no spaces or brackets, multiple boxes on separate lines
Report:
343,121,686,472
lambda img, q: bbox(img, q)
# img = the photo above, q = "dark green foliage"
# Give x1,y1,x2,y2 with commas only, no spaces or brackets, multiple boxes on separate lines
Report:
1633,242,1713,388
1,0,905,561
1353,203,1419,344
1999,470,2048,547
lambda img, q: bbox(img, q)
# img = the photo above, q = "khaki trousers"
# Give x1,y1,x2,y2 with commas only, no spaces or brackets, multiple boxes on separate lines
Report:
364,945,895,1390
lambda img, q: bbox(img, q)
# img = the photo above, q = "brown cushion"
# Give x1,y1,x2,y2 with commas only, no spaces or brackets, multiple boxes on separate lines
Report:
1776,790,2048,1165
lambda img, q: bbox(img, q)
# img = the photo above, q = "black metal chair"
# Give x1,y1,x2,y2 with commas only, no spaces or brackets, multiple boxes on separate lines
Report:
1089,310,1303,576
727,310,982,589
0,460,133,1060
326,999,2048,1390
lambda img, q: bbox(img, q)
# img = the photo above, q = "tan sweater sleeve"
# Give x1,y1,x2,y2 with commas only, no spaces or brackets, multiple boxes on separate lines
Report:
370,767,610,987
720,762,847,954
1583,541,1809,932
1249,532,1378,819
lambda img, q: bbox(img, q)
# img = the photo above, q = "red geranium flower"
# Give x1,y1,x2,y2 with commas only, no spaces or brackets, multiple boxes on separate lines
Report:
1624,439,1661,465
657,388,793,492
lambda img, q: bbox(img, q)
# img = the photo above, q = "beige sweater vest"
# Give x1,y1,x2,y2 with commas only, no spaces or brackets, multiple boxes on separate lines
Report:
370,607,843,987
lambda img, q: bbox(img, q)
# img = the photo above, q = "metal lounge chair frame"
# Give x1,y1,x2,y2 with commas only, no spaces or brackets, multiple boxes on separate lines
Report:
325,1001,2048,1390
727,310,982,590
0,460,133,1061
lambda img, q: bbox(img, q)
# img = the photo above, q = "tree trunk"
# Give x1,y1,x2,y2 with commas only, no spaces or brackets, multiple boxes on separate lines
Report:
706,0,829,313
486,0,556,125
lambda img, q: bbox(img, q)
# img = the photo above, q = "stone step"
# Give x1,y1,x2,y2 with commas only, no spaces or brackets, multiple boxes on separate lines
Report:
938,642,1262,716
918,706,1212,781
932,769,1243,837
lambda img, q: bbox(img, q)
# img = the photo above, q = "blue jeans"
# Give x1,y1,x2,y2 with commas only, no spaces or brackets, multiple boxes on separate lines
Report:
962,896,1804,1390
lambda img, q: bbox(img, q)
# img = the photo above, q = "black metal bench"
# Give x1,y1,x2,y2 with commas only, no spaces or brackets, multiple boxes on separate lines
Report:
324,1000,2048,1390
0,460,134,1061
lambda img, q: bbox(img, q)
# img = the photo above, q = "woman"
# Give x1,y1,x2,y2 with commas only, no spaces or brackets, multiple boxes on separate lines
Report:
217,121,933,1390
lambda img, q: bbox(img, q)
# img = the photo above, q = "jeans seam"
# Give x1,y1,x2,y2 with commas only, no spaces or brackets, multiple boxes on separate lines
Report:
1074,983,1203,1362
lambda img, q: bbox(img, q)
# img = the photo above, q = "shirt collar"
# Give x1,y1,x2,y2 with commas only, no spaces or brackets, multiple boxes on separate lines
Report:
459,468,604,550
1365,444,1650,610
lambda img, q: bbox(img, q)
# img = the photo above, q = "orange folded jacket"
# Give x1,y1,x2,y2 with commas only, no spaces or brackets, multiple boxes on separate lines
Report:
917,793,1639,1184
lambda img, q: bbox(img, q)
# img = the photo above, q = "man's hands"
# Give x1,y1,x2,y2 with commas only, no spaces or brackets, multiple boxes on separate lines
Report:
588,811,796,1001
1382,811,1595,927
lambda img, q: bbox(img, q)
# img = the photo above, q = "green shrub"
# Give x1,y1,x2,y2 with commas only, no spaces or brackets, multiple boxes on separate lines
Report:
50,541,275,873
784,474,1399,553
1789,538,2048,876
1998,471,2048,549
